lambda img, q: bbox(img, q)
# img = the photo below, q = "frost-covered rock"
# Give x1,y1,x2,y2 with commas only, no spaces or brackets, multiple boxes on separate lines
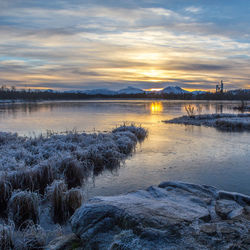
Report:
71,181,250,249
215,199,244,220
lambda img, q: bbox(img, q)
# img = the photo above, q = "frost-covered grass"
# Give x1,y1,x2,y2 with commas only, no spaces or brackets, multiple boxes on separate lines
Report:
0,125,147,173
165,113,250,131
0,125,147,248
0,223,46,250
46,180,83,224
0,125,147,194
8,191,40,229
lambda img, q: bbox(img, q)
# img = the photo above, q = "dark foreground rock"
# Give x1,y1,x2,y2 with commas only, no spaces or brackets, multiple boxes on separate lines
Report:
70,181,250,249
164,113,250,131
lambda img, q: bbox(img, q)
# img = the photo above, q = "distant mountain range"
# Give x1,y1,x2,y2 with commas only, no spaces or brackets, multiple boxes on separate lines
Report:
63,86,207,95
227,89,250,95
47,86,250,96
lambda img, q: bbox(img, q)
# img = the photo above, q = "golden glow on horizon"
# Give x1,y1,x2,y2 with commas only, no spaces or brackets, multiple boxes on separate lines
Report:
144,88,164,92
150,102,163,113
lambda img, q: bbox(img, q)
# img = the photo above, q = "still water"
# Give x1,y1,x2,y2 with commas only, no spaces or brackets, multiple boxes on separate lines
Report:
0,100,249,195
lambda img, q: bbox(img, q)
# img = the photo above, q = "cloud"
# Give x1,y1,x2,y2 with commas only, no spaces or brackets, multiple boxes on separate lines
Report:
185,6,202,14
0,1,249,90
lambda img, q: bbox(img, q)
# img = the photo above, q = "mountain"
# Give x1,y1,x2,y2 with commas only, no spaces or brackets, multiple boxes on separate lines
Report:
82,88,117,95
41,89,57,93
63,90,84,94
192,90,207,95
161,86,189,94
227,89,250,95
117,86,144,95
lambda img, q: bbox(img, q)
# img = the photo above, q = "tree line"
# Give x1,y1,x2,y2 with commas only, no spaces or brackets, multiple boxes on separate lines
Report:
0,86,249,101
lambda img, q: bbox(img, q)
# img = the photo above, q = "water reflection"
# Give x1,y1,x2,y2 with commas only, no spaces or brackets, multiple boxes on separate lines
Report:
215,103,223,113
0,100,241,118
150,102,163,113
0,100,249,195
0,100,243,136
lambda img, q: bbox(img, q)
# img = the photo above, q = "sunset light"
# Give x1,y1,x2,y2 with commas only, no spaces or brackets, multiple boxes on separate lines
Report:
144,88,164,92
150,102,163,113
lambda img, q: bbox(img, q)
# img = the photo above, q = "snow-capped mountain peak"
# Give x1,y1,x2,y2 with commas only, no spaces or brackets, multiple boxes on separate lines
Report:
161,86,189,94
117,86,144,94
82,88,117,95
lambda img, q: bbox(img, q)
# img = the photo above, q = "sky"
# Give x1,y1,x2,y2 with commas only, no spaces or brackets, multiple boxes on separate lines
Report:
0,0,250,91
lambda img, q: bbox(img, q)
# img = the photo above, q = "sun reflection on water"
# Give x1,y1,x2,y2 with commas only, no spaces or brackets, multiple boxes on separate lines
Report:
150,102,163,113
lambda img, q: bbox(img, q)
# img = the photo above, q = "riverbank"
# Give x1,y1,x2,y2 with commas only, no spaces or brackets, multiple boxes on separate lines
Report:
164,113,250,131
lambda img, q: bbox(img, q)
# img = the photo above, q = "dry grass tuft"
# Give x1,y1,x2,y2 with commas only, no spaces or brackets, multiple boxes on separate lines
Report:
0,178,12,217
112,124,148,141
61,158,85,189
7,170,34,192
36,164,56,194
8,191,39,229
15,223,46,250
46,180,67,224
7,164,56,194
46,180,84,224
65,188,83,217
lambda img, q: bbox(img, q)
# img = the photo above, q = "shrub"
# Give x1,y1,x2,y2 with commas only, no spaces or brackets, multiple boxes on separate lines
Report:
8,191,39,229
239,100,247,111
184,105,195,118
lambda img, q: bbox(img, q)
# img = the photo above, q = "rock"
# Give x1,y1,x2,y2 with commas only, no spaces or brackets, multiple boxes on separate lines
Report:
200,224,217,235
215,199,244,220
244,206,250,214
70,181,250,249
46,233,81,250
228,207,244,219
